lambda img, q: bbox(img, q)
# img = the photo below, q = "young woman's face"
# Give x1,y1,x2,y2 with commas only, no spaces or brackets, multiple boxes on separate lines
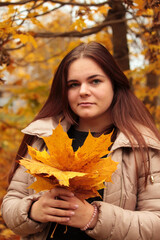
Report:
67,58,114,130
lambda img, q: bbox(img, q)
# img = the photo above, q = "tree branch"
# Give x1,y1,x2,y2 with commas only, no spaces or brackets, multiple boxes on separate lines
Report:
0,0,110,7
30,5,64,18
0,0,32,6
17,1,37,27
34,18,131,38
6,44,26,51
15,51,63,66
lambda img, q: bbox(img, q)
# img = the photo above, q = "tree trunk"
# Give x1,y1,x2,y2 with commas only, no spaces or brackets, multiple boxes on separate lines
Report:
106,0,130,71
144,8,160,121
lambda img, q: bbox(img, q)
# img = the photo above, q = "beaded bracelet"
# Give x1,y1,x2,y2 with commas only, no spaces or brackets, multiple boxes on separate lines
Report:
80,204,98,231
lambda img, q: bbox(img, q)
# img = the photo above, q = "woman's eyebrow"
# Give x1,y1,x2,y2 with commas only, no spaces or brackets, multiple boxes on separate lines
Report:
67,79,77,83
67,74,105,82
87,74,105,79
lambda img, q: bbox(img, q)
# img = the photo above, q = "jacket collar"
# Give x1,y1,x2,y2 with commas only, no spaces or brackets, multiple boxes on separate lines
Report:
22,117,160,151
112,127,160,151
21,116,71,137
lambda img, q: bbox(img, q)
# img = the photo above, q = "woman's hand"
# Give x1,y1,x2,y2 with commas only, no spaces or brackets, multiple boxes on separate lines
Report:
59,194,98,229
29,187,98,230
29,188,78,224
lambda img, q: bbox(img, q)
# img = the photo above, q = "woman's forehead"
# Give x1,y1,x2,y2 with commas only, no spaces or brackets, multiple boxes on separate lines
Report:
67,58,106,79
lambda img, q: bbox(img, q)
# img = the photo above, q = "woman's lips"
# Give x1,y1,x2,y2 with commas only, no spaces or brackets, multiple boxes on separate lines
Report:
78,102,94,106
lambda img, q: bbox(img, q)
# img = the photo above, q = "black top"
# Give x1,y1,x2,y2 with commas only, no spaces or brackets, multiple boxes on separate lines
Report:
46,125,115,239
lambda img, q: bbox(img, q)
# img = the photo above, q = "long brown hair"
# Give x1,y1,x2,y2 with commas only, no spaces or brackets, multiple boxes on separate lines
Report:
9,41,160,183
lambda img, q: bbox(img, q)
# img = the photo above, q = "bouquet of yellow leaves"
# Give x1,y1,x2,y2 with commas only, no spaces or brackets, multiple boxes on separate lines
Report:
20,124,118,200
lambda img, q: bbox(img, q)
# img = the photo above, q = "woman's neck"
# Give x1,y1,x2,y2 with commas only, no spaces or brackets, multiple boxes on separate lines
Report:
76,117,113,133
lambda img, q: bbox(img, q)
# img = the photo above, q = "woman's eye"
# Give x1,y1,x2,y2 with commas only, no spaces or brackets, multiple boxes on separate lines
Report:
68,83,79,88
92,79,101,84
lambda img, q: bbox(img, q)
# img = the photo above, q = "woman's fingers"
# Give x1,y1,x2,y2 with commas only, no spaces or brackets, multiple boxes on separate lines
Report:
41,215,70,224
40,193,78,210
49,188,74,198
37,207,75,223
48,207,75,218
43,188,79,209
29,199,75,223
50,199,78,210
29,188,79,223
30,187,98,228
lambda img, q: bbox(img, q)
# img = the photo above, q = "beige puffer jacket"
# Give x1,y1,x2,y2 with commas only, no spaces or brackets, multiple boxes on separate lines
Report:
1,117,160,240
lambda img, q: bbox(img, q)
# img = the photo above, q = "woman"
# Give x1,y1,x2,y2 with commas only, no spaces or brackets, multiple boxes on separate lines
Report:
1,42,160,240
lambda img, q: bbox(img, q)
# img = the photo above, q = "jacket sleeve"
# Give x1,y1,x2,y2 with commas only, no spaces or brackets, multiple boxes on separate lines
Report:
1,165,48,237
86,148,160,240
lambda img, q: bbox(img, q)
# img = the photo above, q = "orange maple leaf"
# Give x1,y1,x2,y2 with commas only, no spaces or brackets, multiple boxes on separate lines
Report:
20,123,118,200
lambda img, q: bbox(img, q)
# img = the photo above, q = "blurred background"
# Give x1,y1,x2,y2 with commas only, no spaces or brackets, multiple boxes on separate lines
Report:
0,0,159,239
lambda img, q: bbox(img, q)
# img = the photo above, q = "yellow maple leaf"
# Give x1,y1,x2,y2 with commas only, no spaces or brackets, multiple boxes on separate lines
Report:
20,123,118,200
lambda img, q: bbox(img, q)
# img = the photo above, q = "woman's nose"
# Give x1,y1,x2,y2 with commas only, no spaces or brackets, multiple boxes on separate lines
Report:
79,83,90,96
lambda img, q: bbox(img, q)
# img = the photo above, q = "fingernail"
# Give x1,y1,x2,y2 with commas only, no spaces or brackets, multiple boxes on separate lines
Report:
74,204,79,209
70,211,75,216
70,193,74,197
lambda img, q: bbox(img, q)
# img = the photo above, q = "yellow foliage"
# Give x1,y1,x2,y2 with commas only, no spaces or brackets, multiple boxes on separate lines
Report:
88,13,94,21
133,0,144,10
8,5,15,15
20,123,118,200
97,5,111,15
13,34,37,48
30,18,45,29
0,19,16,38
69,18,87,32
132,0,153,15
